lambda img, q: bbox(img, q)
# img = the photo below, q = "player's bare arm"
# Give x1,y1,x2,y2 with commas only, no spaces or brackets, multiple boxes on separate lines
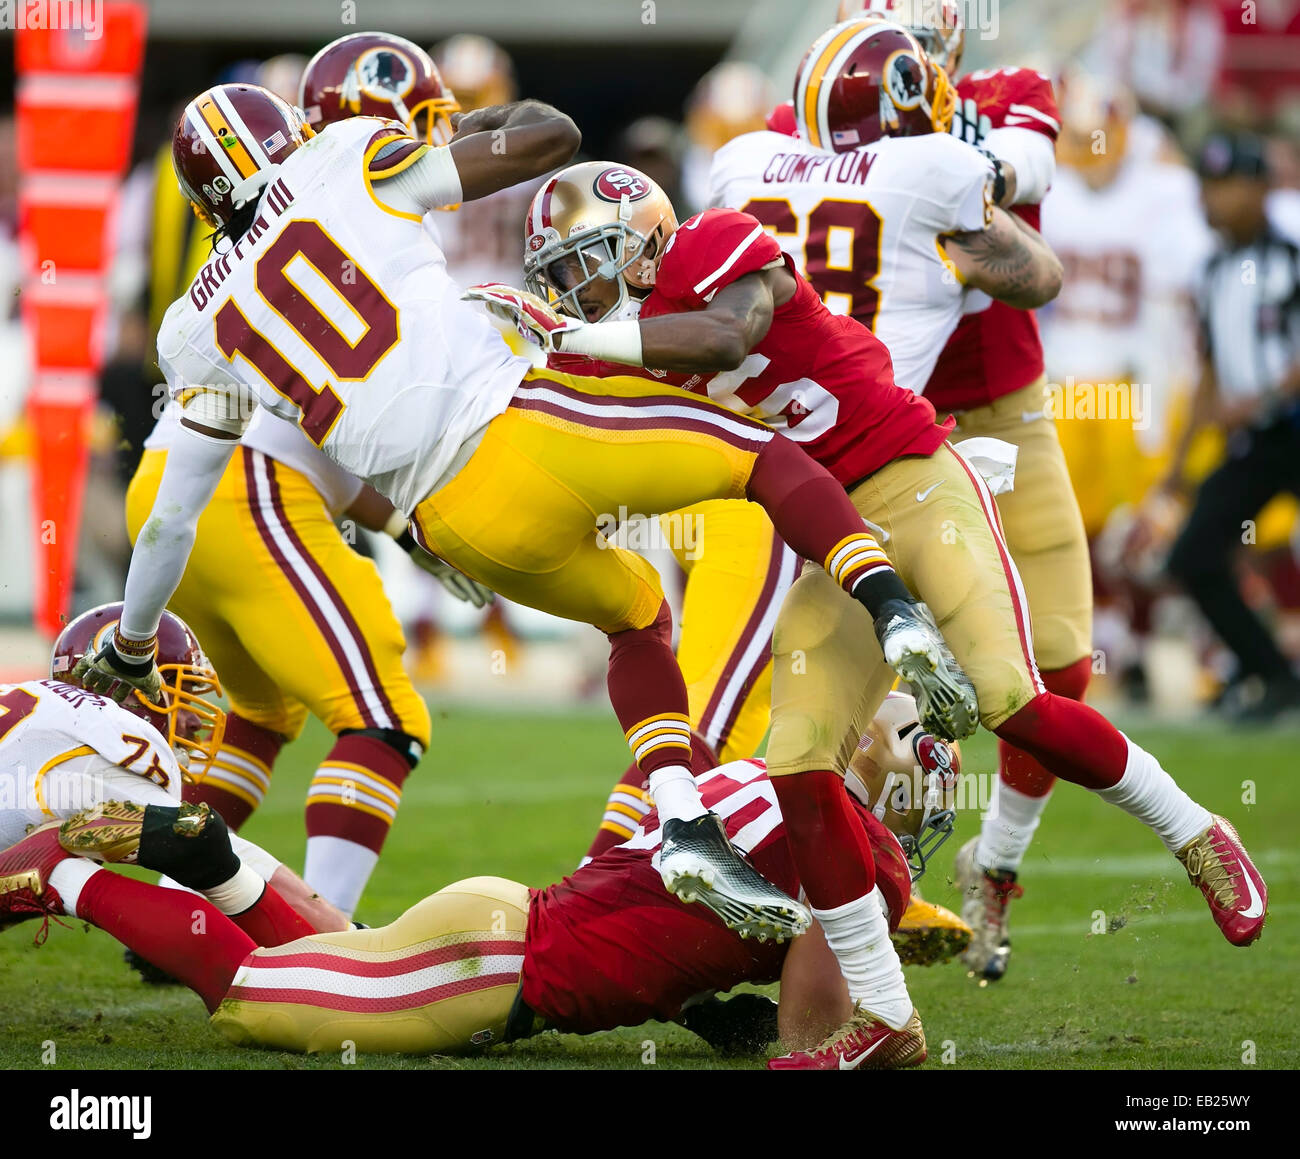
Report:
944,208,1063,310
447,100,581,201
775,918,853,1050
633,268,795,372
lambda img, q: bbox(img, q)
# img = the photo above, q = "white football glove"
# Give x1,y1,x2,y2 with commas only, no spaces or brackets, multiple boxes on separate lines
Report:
462,283,585,353
71,637,163,703
406,544,495,609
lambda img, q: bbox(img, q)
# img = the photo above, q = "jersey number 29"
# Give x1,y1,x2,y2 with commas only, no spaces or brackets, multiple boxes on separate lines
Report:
214,220,399,444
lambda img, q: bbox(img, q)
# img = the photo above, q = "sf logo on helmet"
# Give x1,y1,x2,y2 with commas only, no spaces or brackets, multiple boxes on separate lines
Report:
883,51,925,110
594,168,649,202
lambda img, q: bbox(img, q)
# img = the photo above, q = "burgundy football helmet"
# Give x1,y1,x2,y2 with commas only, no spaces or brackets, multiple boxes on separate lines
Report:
51,604,226,779
795,17,955,153
300,32,459,145
845,0,966,76
172,83,314,229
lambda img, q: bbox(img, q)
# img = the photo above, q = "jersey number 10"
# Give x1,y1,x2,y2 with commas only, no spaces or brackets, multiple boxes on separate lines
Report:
742,197,884,329
214,220,400,445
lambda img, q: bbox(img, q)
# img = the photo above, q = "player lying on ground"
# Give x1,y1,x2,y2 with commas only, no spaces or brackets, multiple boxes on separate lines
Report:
76,82,976,947
46,751,949,1068
0,605,347,956
474,22,1268,1070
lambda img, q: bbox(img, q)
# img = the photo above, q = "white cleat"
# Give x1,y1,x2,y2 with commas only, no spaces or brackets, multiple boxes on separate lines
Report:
875,600,979,742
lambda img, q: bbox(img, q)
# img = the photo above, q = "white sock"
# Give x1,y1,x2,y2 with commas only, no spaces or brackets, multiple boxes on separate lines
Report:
203,862,266,915
813,888,912,1029
1096,736,1213,853
48,858,103,918
303,835,379,917
647,765,706,823
976,778,1053,872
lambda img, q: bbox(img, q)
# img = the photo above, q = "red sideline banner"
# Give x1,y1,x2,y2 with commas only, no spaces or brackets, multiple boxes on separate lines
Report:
15,1,148,637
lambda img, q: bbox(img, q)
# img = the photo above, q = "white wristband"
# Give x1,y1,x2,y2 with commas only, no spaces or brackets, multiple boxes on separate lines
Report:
383,509,409,540
555,319,645,366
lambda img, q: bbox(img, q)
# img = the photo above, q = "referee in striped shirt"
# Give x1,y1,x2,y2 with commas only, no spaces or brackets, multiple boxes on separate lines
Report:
1164,131,1300,722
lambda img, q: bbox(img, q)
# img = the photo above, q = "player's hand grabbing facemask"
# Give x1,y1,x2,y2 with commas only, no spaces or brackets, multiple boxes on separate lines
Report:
462,283,585,353
72,637,164,703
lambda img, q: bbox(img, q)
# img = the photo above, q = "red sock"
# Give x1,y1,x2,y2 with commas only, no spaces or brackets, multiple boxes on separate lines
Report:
304,733,413,855
995,687,1128,792
998,656,1092,798
747,432,898,597
607,600,694,779
184,713,284,831
584,732,719,860
75,869,254,1012
230,882,319,947
771,769,876,910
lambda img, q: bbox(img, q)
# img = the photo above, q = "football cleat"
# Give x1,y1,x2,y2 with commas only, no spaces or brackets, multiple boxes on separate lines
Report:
679,993,780,1056
768,1006,927,1070
892,894,972,967
60,799,213,866
874,600,979,742
0,823,72,941
659,813,811,941
1176,816,1268,947
954,838,1022,982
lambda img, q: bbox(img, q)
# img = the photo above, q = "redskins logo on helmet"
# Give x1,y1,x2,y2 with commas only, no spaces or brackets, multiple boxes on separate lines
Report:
51,604,226,781
845,692,960,882
795,17,955,153
300,32,460,146
845,0,966,76
523,161,678,323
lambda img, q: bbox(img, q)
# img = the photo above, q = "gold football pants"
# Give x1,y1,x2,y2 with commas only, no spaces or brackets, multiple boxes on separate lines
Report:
126,447,430,745
210,877,531,1054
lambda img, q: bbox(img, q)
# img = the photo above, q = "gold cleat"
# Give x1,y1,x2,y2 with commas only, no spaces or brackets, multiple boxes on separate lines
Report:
892,894,972,967
58,799,212,864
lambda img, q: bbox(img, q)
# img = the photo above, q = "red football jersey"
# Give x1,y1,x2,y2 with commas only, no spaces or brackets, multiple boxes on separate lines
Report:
924,68,1060,413
553,208,951,486
520,759,911,1035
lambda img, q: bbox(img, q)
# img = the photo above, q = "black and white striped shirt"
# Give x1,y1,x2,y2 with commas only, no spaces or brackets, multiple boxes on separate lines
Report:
1199,226,1300,404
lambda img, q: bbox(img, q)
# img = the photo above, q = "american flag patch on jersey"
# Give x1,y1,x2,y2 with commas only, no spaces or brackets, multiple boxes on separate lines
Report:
832,128,861,146
262,130,288,154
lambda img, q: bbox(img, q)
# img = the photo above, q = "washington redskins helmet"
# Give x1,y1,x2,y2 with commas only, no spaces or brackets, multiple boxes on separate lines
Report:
430,34,517,113
173,83,314,229
842,0,965,76
1056,65,1135,180
685,62,773,153
300,32,459,145
795,17,955,153
846,692,960,881
51,604,226,780
523,162,679,323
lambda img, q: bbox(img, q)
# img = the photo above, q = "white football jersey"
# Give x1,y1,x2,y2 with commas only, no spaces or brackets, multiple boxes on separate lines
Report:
1039,155,1212,386
0,680,181,850
145,403,364,517
708,130,995,392
155,117,534,515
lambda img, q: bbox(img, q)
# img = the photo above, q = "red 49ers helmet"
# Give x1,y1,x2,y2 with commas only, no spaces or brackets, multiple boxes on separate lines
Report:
795,17,955,153
843,0,966,76
173,83,314,229
300,32,459,145
51,604,226,780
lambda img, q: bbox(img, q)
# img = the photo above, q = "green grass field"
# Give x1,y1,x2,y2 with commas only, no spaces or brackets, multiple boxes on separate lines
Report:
2,703,1295,1071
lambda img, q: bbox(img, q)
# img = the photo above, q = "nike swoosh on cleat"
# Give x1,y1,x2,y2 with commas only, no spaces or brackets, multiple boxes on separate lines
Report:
1238,869,1265,920
915,481,944,503
839,1035,889,1070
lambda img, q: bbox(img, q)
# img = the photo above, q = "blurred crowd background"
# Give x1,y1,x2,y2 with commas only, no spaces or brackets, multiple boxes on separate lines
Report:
3,0,1300,719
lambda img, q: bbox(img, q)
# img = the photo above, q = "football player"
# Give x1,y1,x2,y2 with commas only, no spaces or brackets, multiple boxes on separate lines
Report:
77,83,970,953
0,604,346,960
485,25,1266,1067
755,0,1104,983
57,752,938,1067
